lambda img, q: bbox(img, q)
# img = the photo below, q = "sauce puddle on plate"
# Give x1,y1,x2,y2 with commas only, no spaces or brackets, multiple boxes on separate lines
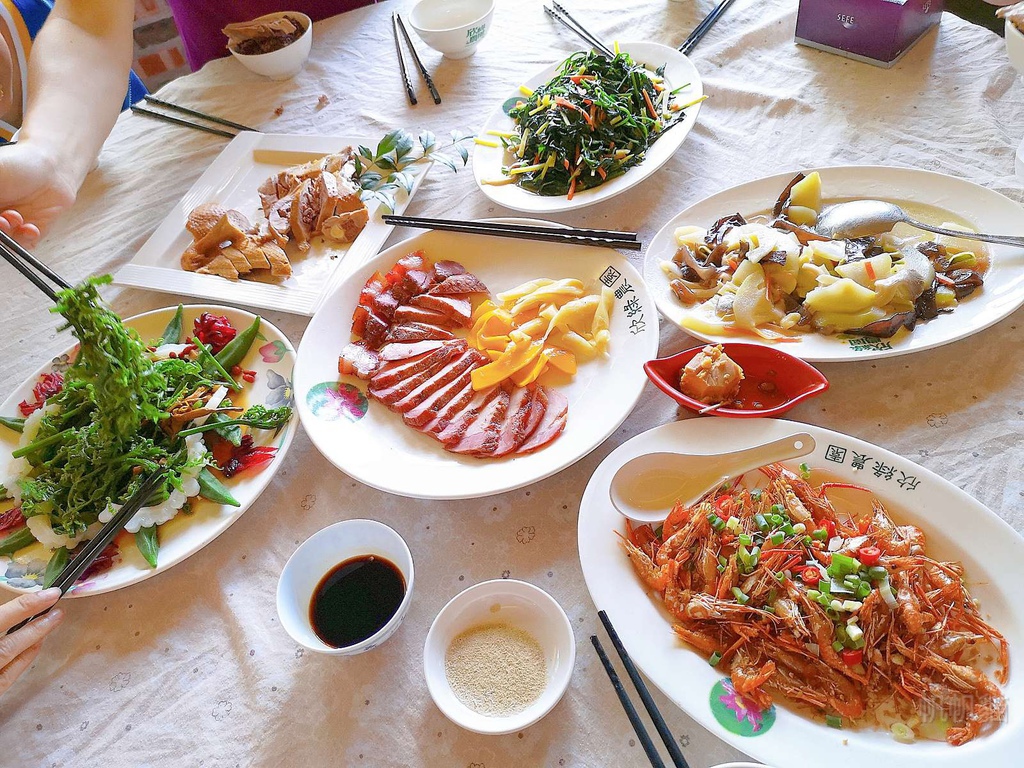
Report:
309,555,405,648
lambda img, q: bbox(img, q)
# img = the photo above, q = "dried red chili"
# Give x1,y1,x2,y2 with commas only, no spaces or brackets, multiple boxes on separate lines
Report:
18,372,64,416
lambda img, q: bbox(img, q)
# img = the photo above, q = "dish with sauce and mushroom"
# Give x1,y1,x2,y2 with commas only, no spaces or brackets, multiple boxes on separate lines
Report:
661,172,989,341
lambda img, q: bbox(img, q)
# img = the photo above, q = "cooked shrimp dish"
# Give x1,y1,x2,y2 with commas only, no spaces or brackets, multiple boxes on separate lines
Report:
620,463,1008,745
663,172,989,340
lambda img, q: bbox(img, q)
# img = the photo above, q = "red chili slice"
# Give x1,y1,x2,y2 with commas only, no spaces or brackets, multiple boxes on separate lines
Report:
841,648,863,667
801,567,821,585
857,546,882,566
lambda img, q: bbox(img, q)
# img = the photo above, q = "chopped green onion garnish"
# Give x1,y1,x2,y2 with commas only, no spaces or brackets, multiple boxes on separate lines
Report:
775,571,785,582
806,589,821,600
867,566,888,581
792,523,806,535
831,641,845,653
811,528,828,541
709,652,722,667
732,587,750,605
799,462,811,479
826,714,843,729
739,533,753,547
754,513,768,531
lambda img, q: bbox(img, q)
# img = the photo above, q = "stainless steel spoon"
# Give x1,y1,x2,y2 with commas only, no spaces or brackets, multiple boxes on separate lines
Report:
815,199,1024,248
609,433,815,524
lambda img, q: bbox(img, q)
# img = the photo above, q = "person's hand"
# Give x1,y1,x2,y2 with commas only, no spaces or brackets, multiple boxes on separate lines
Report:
0,142,77,246
0,588,64,695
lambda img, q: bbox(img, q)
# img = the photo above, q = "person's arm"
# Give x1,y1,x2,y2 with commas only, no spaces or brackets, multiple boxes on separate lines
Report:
0,0,135,244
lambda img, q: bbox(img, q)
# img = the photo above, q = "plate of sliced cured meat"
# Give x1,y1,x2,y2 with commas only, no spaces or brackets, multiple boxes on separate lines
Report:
114,133,430,316
293,221,658,499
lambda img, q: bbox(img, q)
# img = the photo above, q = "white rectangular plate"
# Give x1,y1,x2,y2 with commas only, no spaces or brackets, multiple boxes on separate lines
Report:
115,132,430,316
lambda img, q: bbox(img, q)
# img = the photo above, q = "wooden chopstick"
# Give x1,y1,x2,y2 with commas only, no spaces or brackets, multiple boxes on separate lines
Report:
395,14,441,105
547,2,615,58
131,105,239,139
679,0,738,54
381,215,643,250
591,635,667,768
392,12,417,106
143,95,260,133
384,214,637,242
5,471,167,635
598,611,690,768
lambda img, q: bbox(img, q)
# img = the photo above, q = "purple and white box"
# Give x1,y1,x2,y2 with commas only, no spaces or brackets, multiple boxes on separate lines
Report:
795,0,945,68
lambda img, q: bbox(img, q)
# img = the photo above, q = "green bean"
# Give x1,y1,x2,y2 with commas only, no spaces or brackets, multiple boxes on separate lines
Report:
135,526,159,568
0,415,25,433
0,526,35,557
215,316,261,370
158,305,185,346
192,338,240,391
43,547,69,587
197,467,239,507
206,411,242,446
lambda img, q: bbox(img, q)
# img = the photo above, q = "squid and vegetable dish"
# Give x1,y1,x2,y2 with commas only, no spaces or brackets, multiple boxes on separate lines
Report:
663,172,989,340
620,463,1008,745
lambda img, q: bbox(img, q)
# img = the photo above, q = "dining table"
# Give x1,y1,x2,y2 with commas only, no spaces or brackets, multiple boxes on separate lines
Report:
1,0,1023,765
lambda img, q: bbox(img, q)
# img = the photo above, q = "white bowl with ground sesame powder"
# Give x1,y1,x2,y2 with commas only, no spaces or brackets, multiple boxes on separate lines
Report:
423,579,575,734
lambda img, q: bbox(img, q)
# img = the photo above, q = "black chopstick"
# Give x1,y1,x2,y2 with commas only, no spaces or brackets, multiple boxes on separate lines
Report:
385,214,637,242
0,229,70,295
395,14,441,105
544,4,615,58
143,95,259,133
392,12,417,106
382,215,643,250
679,0,738,55
591,635,667,768
131,105,239,139
599,611,689,768
5,471,167,635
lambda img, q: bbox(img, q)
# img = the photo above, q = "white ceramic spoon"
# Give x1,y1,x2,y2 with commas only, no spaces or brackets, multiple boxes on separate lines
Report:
608,432,815,524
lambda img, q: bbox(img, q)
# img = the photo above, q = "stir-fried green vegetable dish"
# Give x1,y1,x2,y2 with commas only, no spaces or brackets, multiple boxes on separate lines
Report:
499,50,702,197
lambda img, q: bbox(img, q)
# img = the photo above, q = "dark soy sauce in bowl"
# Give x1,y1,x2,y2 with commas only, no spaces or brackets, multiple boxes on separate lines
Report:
309,555,406,648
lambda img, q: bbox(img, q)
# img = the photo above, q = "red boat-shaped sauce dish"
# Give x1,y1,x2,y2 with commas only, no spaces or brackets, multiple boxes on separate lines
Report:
643,342,829,418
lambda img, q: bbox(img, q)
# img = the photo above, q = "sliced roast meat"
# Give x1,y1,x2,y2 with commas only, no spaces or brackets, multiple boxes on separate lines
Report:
520,385,547,443
404,374,474,429
379,339,450,362
289,179,318,252
428,273,489,296
449,389,511,456
338,341,382,380
397,251,427,272
401,268,436,297
492,386,547,457
394,305,457,327
410,293,473,326
370,343,464,405
385,322,456,343
370,342,462,391
433,387,499,446
433,260,466,280
362,309,390,349
390,349,481,414
516,388,568,454
370,289,399,322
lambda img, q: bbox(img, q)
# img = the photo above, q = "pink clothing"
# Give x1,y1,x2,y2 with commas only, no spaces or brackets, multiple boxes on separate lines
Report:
166,0,378,70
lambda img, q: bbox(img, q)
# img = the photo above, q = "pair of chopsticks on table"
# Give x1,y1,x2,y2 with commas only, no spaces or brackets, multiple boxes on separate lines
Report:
545,0,736,57
0,230,169,633
392,12,441,106
132,94,259,139
382,214,642,251
592,610,690,768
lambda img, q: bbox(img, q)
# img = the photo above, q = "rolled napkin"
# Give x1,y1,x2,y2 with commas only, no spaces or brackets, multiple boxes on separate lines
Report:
223,15,307,55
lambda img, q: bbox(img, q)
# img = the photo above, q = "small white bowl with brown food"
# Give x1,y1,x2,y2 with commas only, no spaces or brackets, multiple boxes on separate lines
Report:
225,12,313,80
423,579,575,735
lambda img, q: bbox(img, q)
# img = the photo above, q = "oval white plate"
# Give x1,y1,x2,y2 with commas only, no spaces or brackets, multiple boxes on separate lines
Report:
294,223,658,499
473,42,703,213
578,418,1024,767
0,305,297,597
644,166,1024,362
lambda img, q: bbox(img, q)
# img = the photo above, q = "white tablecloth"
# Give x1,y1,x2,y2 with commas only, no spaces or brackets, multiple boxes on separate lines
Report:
2,1,1022,765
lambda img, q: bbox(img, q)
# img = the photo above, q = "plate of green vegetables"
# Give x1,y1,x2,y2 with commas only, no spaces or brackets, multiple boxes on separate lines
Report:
473,42,704,213
0,281,296,596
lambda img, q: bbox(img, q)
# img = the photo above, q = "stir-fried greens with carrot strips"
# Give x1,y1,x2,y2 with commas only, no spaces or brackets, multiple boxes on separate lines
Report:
0,280,291,583
497,50,701,198
620,463,1008,745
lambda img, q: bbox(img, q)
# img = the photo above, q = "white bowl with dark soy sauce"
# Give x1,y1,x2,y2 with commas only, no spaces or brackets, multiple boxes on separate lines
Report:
277,519,414,655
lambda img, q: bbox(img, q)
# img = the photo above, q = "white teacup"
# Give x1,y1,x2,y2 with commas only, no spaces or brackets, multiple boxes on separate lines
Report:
409,0,495,59
277,519,414,655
